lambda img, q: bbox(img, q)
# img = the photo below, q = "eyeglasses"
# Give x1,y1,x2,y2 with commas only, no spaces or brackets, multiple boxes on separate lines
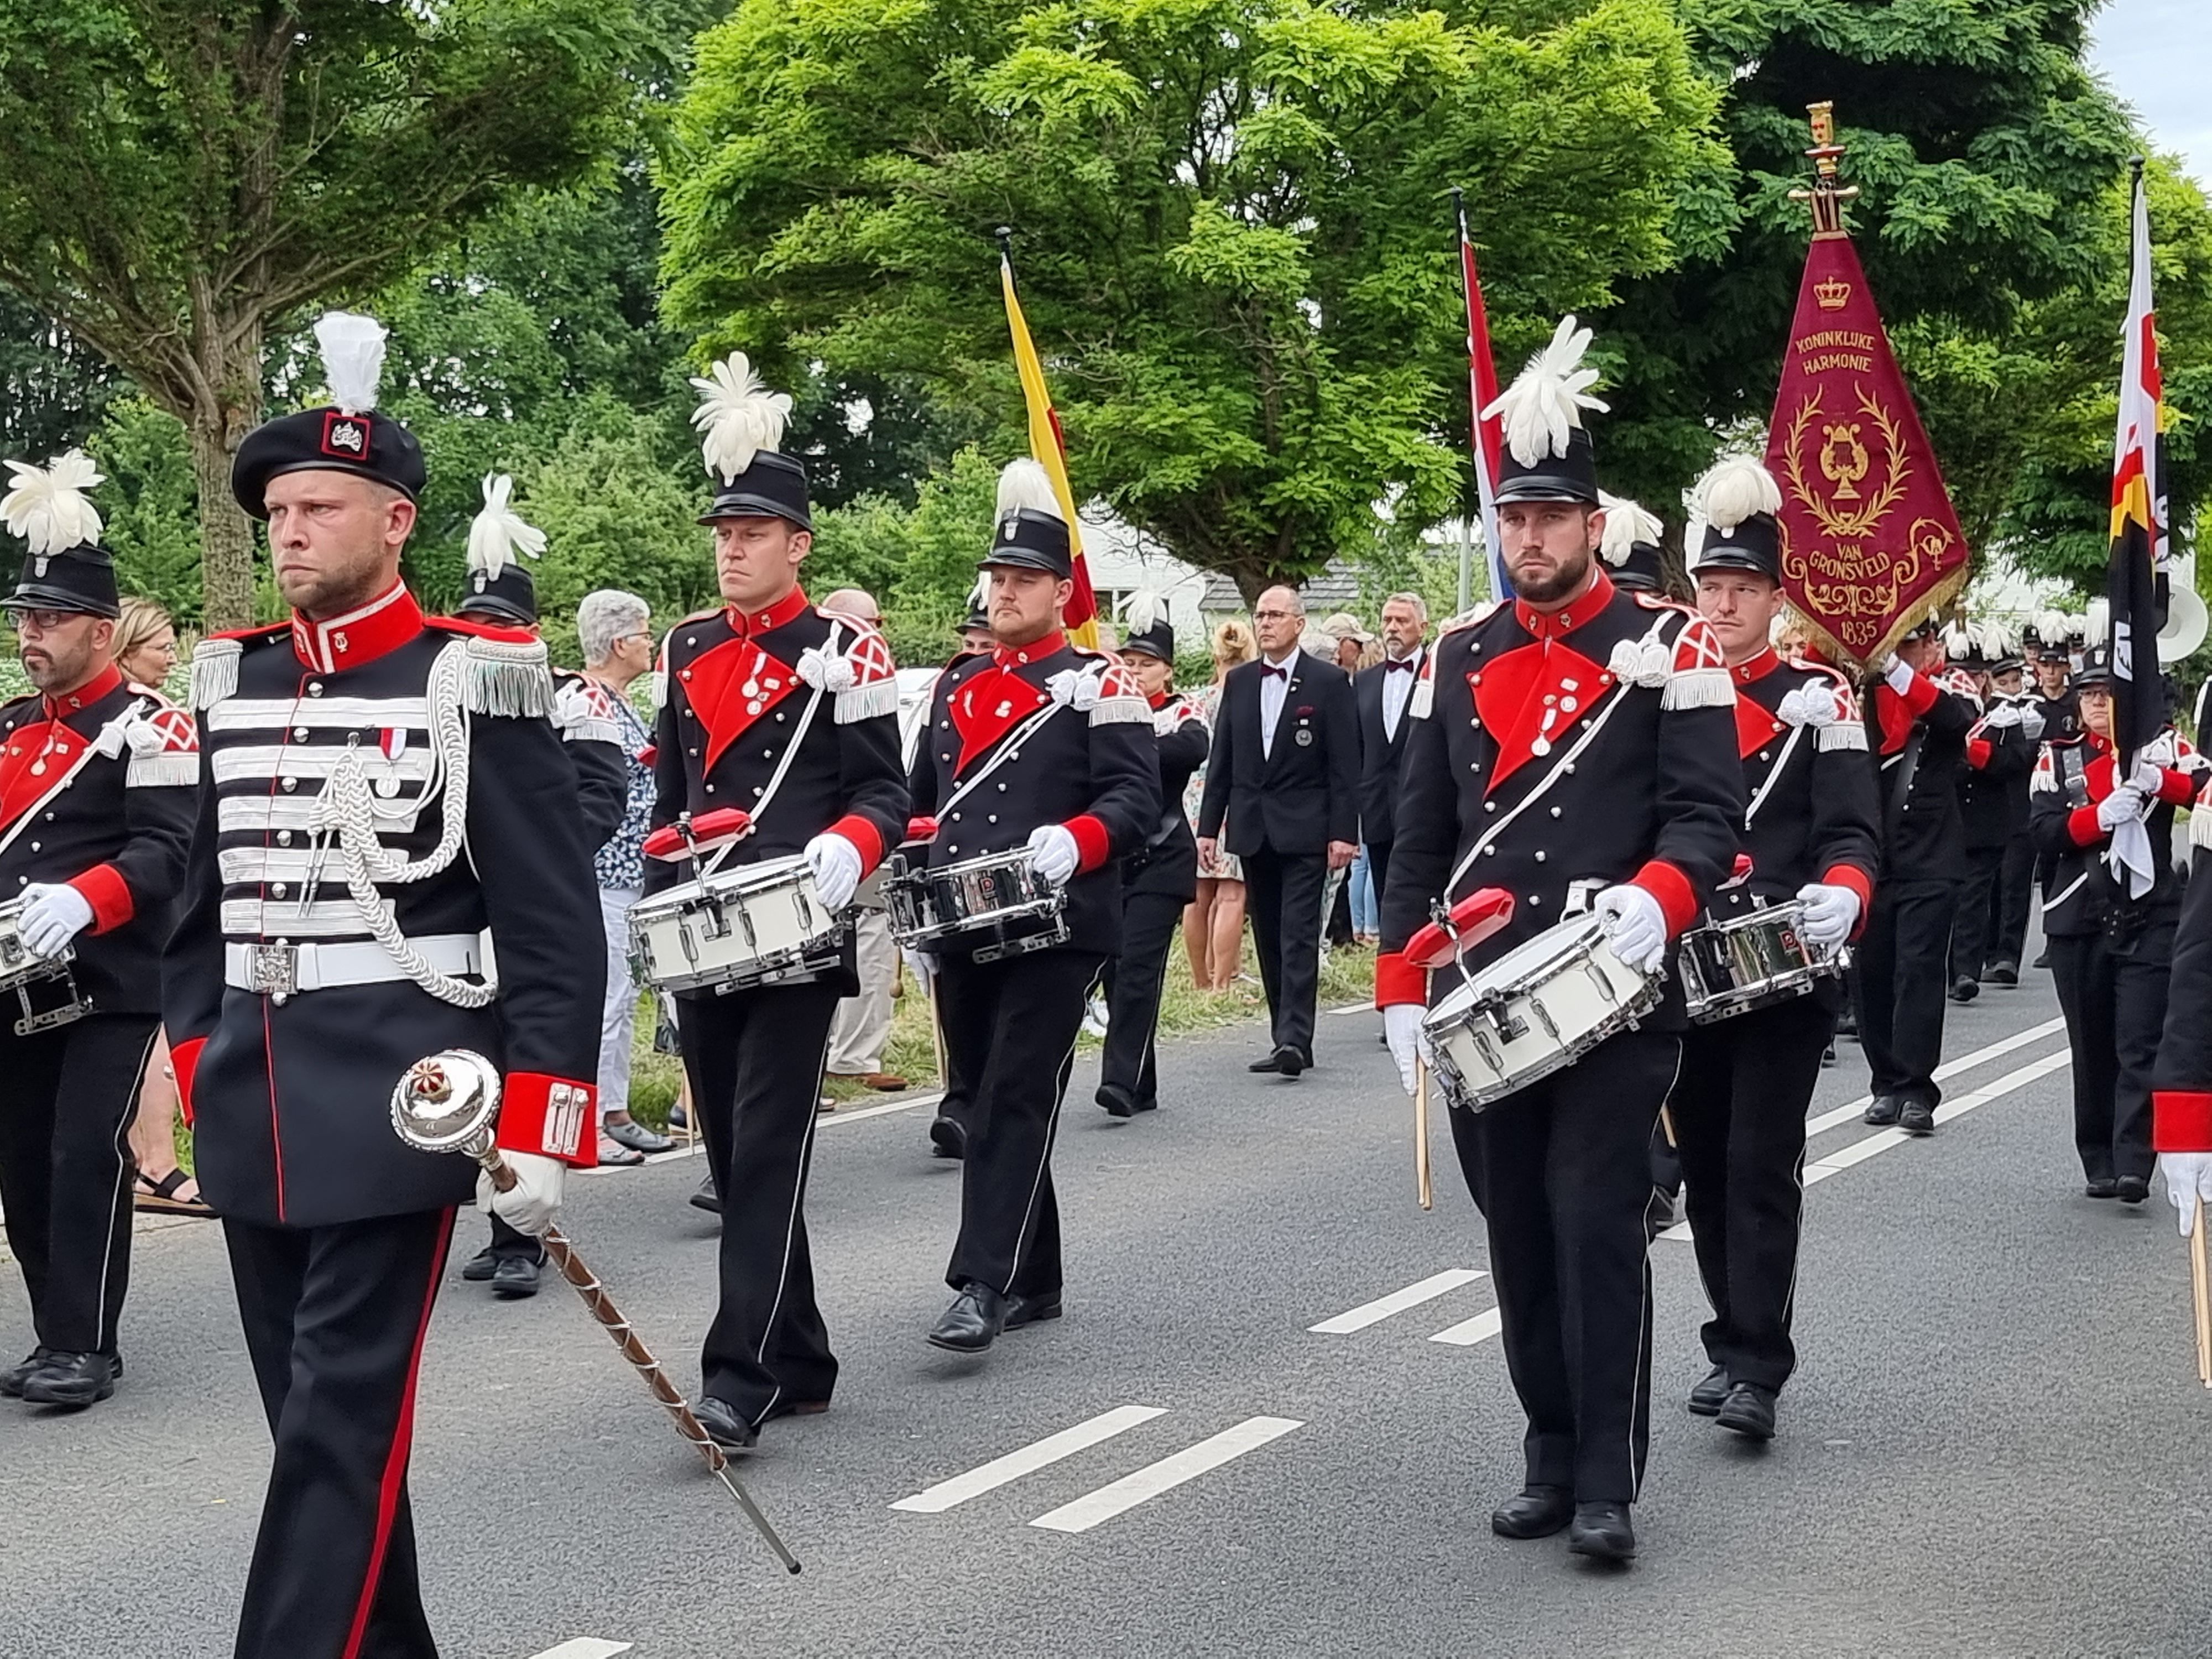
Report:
11,608,86,634
1253,609,1298,622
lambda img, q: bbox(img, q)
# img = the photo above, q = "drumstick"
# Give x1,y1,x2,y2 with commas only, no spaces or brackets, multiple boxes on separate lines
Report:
1414,1056,1433,1212
927,980,948,1089
2192,1196,2212,1388
1659,1104,1678,1150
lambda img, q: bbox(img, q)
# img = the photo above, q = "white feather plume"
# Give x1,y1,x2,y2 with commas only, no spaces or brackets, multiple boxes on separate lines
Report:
1943,621,1974,662
2034,609,2071,646
689,352,792,483
967,575,989,611
314,312,389,415
1597,492,1662,568
1124,586,1170,634
2086,597,2110,649
1480,315,1609,468
1,450,104,555
1693,455,1783,533
995,457,1065,524
466,473,546,582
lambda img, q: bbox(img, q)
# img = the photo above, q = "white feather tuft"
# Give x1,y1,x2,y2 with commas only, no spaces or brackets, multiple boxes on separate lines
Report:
314,312,389,415
2086,596,2110,649
1693,455,1783,533
1597,492,1662,567
466,473,546,583
2034,609,2071,646
1124,586,1170,634
1480,315,1609,468
689,352,792,483
1944,621,1974,662
995,457,1064,523
1,450,104,555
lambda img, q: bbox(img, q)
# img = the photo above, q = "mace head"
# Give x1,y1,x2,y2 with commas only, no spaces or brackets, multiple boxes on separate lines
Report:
390,1049,502,1155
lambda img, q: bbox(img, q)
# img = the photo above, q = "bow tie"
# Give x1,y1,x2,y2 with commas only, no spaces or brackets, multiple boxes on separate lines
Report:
1384,656,1416,673
1261,664,1289,681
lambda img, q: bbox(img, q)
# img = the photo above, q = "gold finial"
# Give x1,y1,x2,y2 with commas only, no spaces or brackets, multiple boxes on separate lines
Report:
1788,100,1860,238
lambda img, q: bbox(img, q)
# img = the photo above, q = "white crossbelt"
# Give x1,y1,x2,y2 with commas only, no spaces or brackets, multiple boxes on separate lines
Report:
223,932,482,994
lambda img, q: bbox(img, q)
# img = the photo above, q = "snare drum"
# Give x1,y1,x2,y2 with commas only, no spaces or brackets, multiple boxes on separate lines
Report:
1421,912,1659,1113
1678,900,1841,1024
881,849,1069,963
0,899,89,1034
628,853,843,996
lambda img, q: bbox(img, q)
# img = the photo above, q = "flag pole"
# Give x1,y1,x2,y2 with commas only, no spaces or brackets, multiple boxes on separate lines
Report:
1451,186,1504,608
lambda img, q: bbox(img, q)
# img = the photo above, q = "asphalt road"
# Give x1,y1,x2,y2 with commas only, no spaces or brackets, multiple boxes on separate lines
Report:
3,956,2207,1659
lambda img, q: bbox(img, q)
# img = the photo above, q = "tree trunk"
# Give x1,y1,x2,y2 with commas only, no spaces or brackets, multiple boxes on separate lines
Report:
189,312,264,632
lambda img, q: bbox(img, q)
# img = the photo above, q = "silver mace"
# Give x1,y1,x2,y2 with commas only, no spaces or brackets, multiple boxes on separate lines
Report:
392,1051,802,1574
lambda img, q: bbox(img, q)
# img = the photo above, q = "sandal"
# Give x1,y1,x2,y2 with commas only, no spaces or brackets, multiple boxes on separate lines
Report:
134,1168,213,1217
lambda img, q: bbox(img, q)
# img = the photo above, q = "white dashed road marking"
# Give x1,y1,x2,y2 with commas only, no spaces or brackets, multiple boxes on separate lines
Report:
1309,1269,1487,1334
891,1405,1167,1514
1428,1308,1505,1348
1028,1417,1305,1534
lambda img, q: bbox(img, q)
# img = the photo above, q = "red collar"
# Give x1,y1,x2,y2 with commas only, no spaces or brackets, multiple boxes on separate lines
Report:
41,660,122,719
1731,647,1782,686
1514,568,1614,639
725,586,810,637
293,583,423,674
993,629,1066,668
2085,731,2114,757
1147,690,1171,711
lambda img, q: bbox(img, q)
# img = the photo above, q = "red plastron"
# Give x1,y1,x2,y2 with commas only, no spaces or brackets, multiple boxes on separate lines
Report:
681,637,804,772
1470,638,1611,794
1734,696,1788,759
0,717,70,830
951,665,1050,773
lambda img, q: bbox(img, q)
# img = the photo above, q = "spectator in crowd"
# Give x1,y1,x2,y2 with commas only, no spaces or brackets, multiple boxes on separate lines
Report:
1315,612,1373,674
821,587,907,1096
1183,618,1255,989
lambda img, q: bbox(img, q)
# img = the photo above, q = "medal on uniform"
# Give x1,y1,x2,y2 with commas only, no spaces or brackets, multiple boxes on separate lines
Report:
377,727,407,797
1295,727,1313,746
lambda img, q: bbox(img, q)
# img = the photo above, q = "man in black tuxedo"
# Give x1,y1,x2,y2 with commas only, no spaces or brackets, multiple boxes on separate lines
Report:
1197,585,1359,1076
1355,591,1429,910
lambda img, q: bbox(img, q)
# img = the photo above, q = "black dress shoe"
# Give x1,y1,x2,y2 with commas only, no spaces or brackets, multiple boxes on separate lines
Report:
2117,1175,2151,1205
492,1255,541,1299
928,1114,966,1160
2032,948,2050,969
1822,1043,1836,1067
1985,961,2018,987
461,1245,499,1282
1095,1082,1138,1119
1863,1095,1903,1126
927,1283,1009,1353
692,1395,760,1451
1717,1381,1777,1441
22,1350,119,1408
1687,1364,1730,1416
1274,1046,1306,1078
2085,1177,2120,1199
1948,975,1979,1003
1133,1095,1158,1113
1005,1289,1063,1330
1,1347,52,1399
1899,1099,1936,1137
689,1174,724,1214
1247,1051,1284,1074
1567,1501,1636,1562
1490,1485,1574,1540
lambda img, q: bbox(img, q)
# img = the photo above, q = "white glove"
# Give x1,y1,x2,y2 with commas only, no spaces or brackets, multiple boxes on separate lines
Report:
2163,1152,2212,1236
477,1150,566,1237
803,832,864,911
2096,784,2148,832
1594,883,1668,974
1881,656,1914,695
18,882,94,958
1794,881,1860,950
1026,823,1081,886
902,945,935,988
2018,703,2046,740
2130,759,2166,797
1383,1003,1427,1097
1984,701,2022,729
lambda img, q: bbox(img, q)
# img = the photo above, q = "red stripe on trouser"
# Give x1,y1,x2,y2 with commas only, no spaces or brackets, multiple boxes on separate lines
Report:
340,1206,455,1659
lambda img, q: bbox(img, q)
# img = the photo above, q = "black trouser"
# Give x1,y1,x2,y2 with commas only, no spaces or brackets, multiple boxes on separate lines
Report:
1671,992,1836,1393
1994,832,2037,968
1099,890,1185,1108
679,979,841,1423
1366,839,1394,921
225,1207,455,1659
1950,846,2005,983
1853,876,1958,1106
0,1012,158,1358
1243,846,1327,1061
937,949,1102,1297
1448,1026,1678,1504
2048,931,2168,1184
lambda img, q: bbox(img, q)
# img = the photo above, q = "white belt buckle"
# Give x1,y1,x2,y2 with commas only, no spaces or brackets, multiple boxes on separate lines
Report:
246,942,299,1003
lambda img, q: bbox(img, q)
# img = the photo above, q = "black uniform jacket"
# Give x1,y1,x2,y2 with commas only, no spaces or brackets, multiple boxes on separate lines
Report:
2153,794,2212,1153
1375,572,1743,1029
1196,649,1359,856
164,585,606,1229
1958,704,2035,851
906,629,1159,961
551,665,630,851
2035,686,2081,745
646,588,909,996
2027,725,2199,941
1865,667,1976,883
0,661,195,1014
1126,690,1209,902
1704,649,1880,930
1354,645,1426,847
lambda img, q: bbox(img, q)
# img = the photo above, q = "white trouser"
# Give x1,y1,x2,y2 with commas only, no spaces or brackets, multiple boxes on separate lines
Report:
826,906,896,1076
598,886,643,1120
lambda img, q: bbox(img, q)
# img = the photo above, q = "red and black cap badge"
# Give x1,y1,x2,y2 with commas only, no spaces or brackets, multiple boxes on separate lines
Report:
231,312,426,519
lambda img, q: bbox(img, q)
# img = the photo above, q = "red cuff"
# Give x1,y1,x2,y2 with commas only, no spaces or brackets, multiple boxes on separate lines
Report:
1820,863,1875,937
1965,736,1992,770
66,863,134,935
2067,805,2106,848
1630,859,1699,939
1065,814,1112,874
495,1073,599,1167
826,813,885,876
2158,768,2198,807
170,1035,205,1128
2154,1091,2212,1153
1900,673,1938,717
1375,950,1427,1008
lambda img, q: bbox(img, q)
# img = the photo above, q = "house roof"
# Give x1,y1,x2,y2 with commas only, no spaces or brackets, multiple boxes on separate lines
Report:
1198,556,1365,612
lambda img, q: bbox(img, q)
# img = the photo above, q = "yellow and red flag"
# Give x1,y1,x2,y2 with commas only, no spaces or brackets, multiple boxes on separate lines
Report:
2107,161,2164,768
1001,250,1100,647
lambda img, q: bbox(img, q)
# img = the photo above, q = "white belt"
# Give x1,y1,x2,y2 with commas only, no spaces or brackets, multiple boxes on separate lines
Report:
223,933,482,998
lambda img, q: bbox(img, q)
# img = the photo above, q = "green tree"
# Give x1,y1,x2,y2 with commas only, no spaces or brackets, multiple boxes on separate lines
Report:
0,0,641,627
662,0,1724,601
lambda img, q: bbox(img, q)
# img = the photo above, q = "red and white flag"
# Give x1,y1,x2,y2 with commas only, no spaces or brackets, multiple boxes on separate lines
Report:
1455,193,1506,599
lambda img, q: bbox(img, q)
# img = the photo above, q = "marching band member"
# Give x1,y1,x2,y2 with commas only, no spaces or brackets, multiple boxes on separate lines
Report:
1855,618,1975,1136
1378,319,1743,1563
905,460,1157,1352
1096,590,1208,1118
163,312,606,1659
646,354,907,1447
2032,644,2194,1202
1978,642,2045,986
1595,491,1671,598
1949,625,2034,1002
1670,457,1879,1442
0,452,195,1410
